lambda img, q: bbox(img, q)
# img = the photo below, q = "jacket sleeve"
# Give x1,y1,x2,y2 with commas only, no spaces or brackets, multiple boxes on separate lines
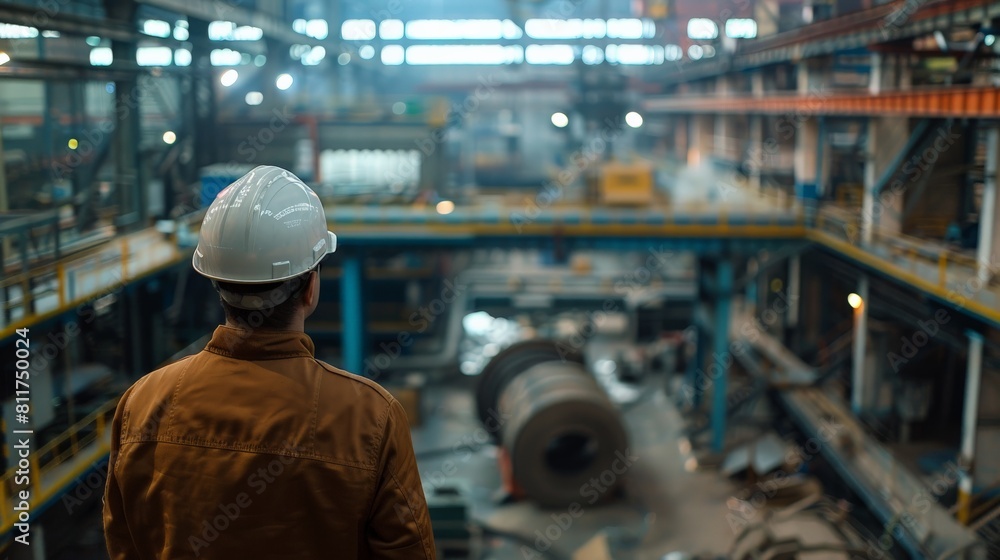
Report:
103,384,141,560
367,398,436,559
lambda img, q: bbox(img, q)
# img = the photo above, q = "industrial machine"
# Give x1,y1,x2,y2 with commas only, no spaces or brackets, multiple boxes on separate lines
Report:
590,161,656,206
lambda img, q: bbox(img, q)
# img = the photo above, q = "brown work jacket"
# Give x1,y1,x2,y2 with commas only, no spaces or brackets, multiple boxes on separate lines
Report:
103,326,435,559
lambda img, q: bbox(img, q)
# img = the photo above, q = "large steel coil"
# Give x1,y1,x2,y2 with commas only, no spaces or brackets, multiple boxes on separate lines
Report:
476,340,629,508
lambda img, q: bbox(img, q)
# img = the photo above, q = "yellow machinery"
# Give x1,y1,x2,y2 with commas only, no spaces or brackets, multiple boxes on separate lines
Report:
594,161,655,205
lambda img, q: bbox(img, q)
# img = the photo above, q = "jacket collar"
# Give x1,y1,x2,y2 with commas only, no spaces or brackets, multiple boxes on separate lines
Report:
204,325,316,360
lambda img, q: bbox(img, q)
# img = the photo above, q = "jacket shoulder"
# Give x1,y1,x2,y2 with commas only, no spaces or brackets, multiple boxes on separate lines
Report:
133,354,197,394
314,360,395,404
117,355,197,435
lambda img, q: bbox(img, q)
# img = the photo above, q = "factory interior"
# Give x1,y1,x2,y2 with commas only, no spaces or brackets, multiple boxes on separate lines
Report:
2,0,1000,558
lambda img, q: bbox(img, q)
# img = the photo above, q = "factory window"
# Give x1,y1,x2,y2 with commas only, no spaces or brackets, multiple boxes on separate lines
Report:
381,45,404,65
289,44,310,60
606,18,645,39
90,47,113,66
525,19,585,39
319,149,421,193
606,44,664,65
141,19,171,38
174,48,192,67
405,19,504,40
301,46,326,66
0,24,38,38
379,19,404,40
687,18,718,40
342,19,376,40
581,45,604,65
304,19,328,40
502,19,523,39
136,46,173,66
405,45,523,65
208,21,263,41
725,18,757,38
210,48,243,66
525,44,575,65
173,22,189,41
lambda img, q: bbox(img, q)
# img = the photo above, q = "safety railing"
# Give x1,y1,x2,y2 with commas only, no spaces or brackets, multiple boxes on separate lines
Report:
0,397,118,534
0,227,183,339
323,196,805,230
813,206,1000,315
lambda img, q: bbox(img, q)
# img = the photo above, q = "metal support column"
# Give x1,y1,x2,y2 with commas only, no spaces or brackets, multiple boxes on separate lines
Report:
107,0,142,229
851,276,869,414
788,255,801,328
685,324,707,409
957,330,983,524
977,127,999,283
189,19,217,172
787,255,801,352
862,119,876,246
748,115,763,190
746,258,758,313
711,259,733,453
340,254,365,375
0,112,10,267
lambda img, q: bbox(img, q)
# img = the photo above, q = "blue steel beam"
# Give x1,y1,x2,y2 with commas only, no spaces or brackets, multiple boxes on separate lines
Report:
340,254,365,376
711,259,733,453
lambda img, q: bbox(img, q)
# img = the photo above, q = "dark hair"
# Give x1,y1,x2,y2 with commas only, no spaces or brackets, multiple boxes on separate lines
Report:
217,271,313,330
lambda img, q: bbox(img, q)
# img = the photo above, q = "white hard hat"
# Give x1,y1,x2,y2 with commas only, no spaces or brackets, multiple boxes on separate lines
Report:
193,165,336,292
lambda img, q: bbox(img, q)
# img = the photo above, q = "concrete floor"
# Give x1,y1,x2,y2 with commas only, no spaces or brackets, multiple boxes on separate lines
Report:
412,381,855,560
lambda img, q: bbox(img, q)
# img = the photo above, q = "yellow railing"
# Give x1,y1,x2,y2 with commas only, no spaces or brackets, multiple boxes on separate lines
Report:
0,397,118,534
0,227,183,340
815,206,986,291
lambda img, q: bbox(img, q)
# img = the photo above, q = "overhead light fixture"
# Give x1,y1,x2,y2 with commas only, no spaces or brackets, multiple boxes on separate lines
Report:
551,112,569,128
162,131,176,144
245,91,263,106
0,52,9,65
625,111,643,128
220,69,238,87
276,73,293,90
847,293,863,309
67,138,79,149
436,200,455,215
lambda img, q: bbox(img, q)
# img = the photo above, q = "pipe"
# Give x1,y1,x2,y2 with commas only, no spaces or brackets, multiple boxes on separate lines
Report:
850,276,869,414
958,330,984,525
476,340,629,508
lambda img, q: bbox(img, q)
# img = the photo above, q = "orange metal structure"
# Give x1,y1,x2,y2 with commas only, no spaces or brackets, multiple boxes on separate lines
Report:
645,87,1000,118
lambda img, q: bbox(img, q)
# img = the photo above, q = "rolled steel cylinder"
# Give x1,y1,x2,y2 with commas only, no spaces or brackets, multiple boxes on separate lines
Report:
476,340,629,508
